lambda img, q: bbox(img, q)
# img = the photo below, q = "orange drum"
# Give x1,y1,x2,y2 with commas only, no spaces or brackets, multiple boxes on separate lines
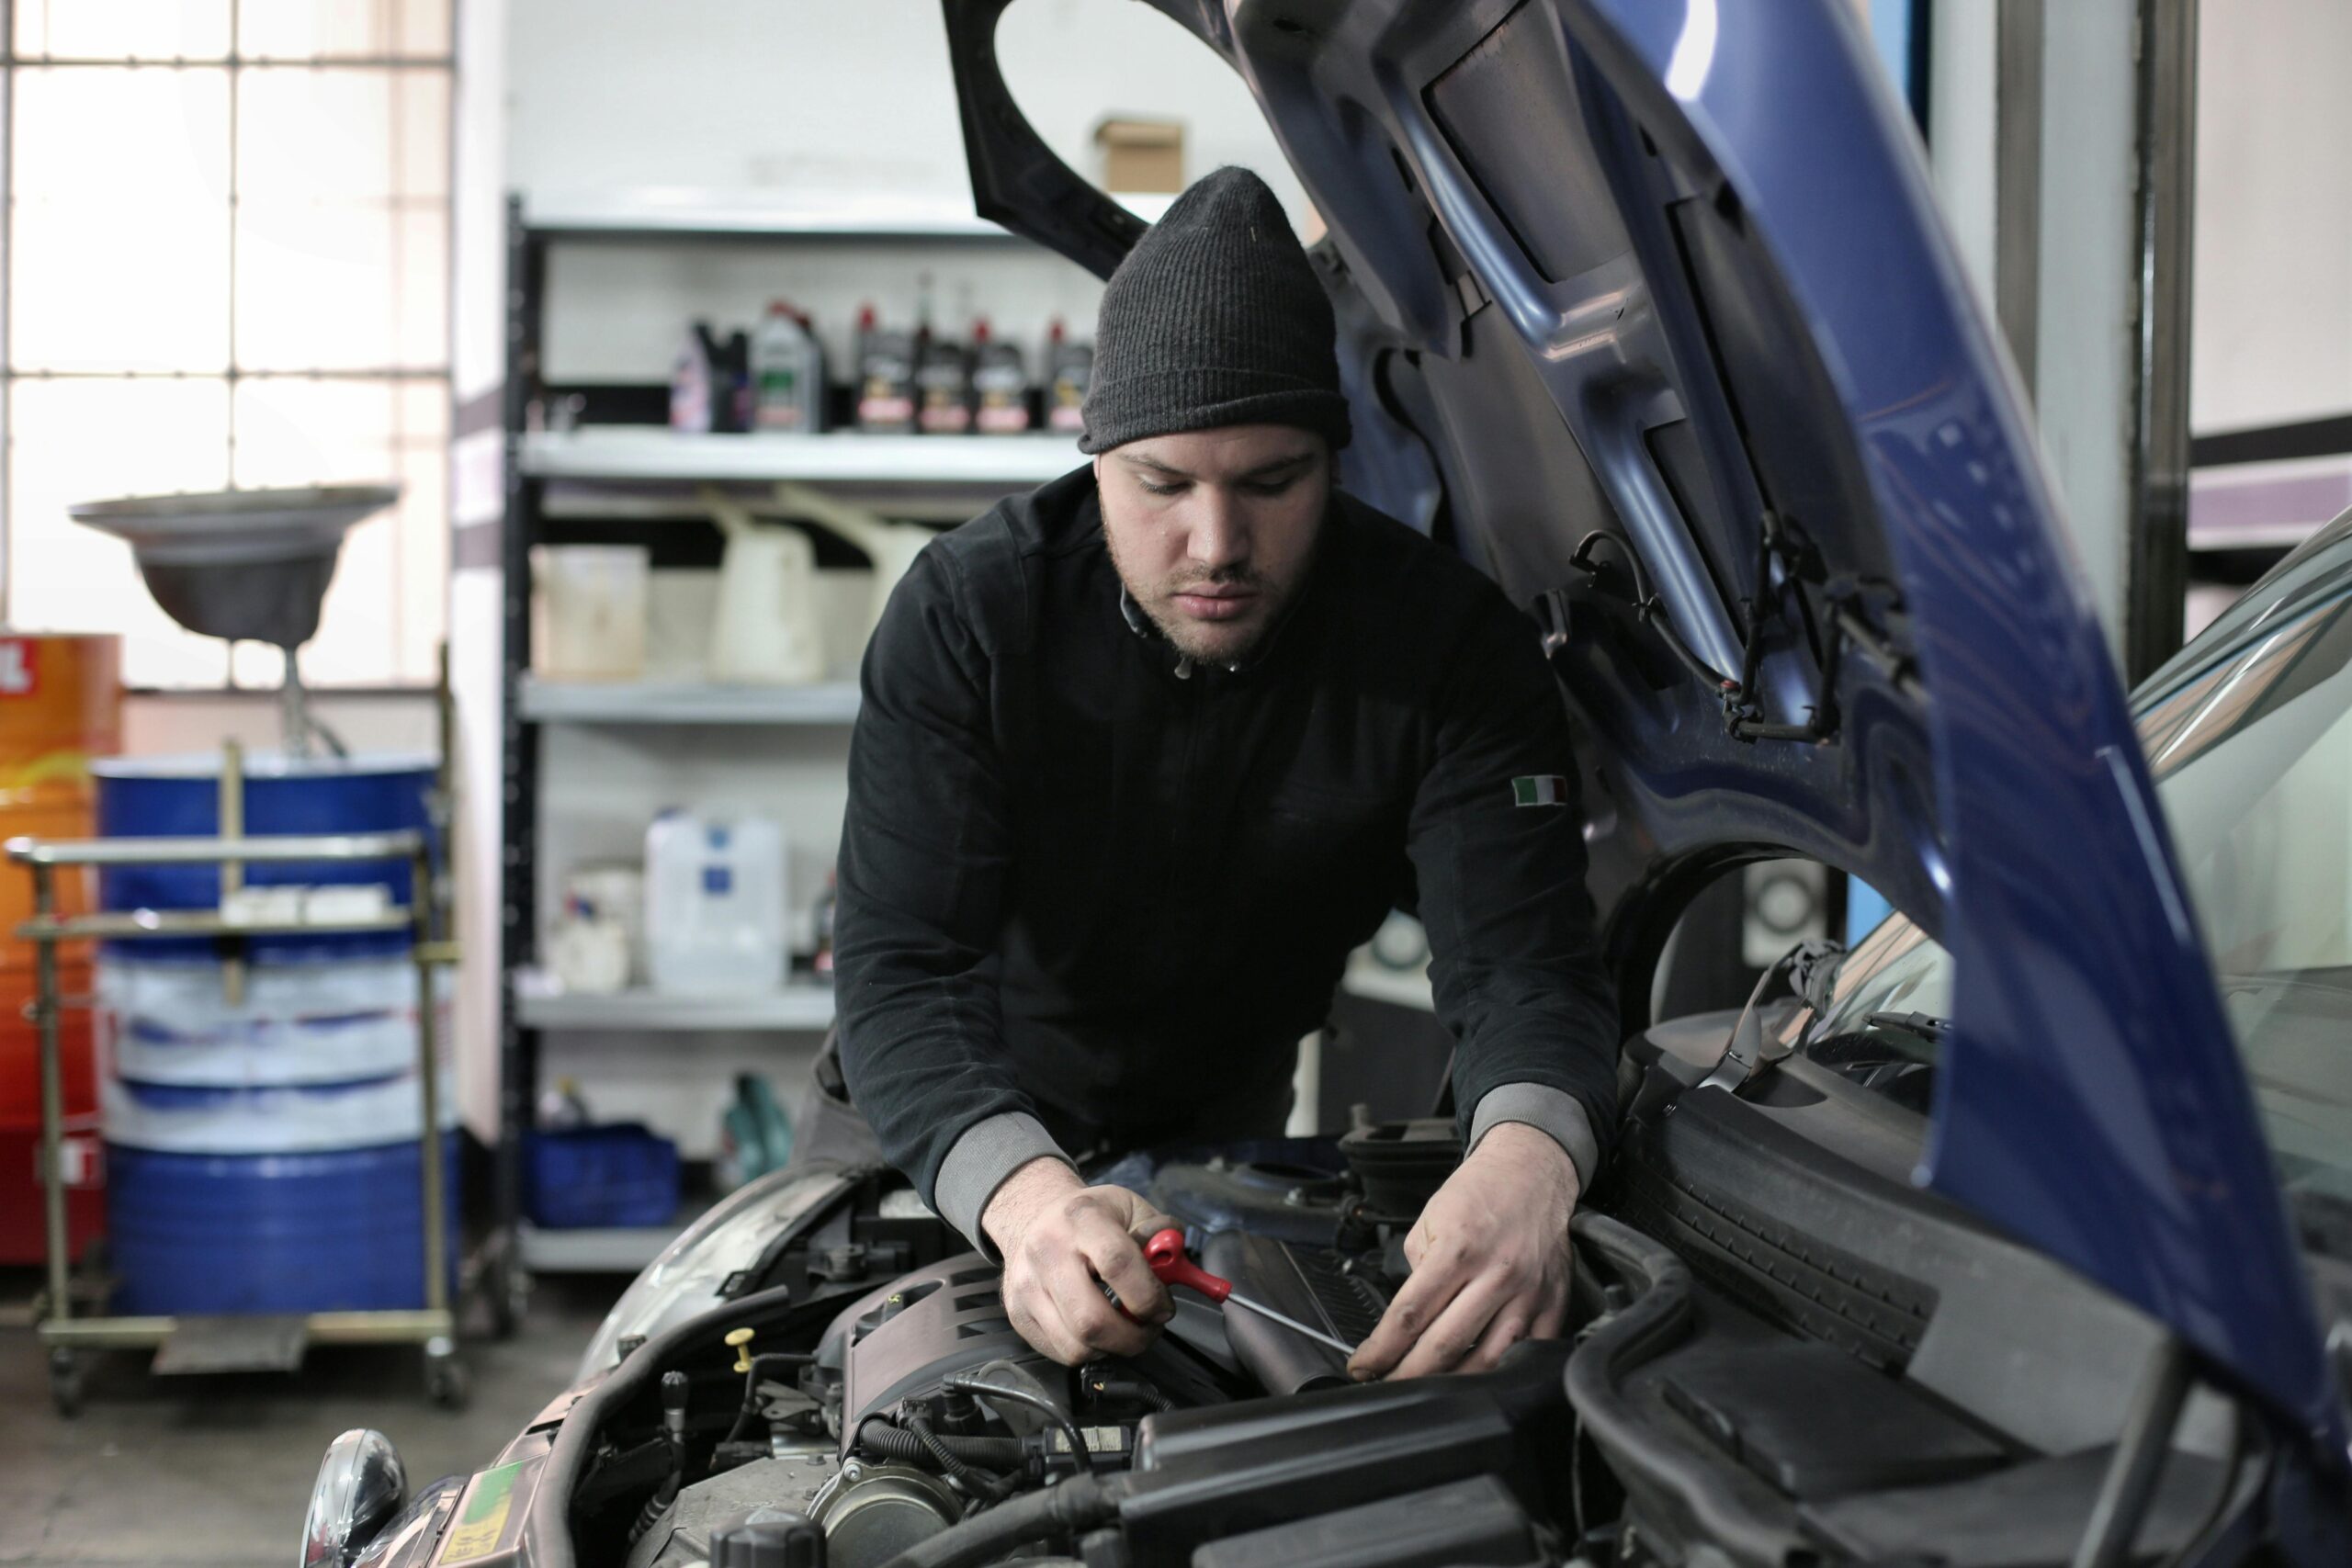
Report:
0,953,101,1264
0,634,121,807
0,634,117,952
0,957,94,1124
0,636,117,1232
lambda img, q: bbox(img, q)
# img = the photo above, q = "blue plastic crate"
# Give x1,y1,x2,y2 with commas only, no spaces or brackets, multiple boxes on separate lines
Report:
526,1123,681,1229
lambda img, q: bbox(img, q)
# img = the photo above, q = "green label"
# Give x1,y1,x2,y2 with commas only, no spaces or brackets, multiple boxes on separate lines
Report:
437,1463,524,1563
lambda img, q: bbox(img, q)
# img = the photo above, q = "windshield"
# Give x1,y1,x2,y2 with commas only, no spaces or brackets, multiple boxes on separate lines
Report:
1809,584,2352,1238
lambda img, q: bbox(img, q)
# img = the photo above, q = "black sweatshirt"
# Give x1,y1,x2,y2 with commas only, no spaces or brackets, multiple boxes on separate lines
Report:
832,467,1618,1248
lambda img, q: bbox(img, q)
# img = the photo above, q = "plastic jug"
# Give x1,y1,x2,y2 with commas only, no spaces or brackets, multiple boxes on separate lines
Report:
645,810,787,996
537,546,649,681
770,482,931,649
752,301,825,434
704,486,828,684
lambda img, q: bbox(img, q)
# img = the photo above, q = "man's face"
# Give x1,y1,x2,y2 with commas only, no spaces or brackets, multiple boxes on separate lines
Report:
1095,424,1330,667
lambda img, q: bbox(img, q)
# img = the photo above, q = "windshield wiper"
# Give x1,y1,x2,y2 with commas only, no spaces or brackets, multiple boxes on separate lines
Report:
1863,1010,1951,1046
1702,938,1847,1095
2290,1188,2352,1262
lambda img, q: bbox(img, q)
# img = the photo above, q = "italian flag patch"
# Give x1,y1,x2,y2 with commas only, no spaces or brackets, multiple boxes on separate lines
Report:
1512,774,1570,807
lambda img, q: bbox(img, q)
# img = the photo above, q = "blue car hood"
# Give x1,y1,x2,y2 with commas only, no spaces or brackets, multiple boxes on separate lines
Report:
943,0,2339,1444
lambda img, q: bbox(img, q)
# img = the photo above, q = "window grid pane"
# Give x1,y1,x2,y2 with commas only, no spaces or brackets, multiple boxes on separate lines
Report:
14,1,232,62
7,378,235,687
236,0,451,62
3,35,450,687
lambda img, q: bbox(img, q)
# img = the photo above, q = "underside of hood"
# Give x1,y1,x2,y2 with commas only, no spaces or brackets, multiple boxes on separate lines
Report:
943,0,2340,1447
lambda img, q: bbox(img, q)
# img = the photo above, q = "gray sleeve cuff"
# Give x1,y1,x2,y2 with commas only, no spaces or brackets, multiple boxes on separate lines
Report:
1467,1083,1599,1192
933,1111,1075,1258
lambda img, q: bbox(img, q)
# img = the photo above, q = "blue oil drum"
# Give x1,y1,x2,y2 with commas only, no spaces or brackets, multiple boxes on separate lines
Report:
90,750,454,1316
105,1137,460,1315
90,752,437,963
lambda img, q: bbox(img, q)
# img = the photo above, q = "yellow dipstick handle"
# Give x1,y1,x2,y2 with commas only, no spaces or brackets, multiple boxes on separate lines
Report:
726,1326,756,1373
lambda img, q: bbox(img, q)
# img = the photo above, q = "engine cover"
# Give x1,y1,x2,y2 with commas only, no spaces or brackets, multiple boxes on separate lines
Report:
820,1255,1039,1436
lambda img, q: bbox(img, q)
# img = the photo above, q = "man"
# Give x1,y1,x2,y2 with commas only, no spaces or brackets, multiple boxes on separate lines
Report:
824,166,1617,1382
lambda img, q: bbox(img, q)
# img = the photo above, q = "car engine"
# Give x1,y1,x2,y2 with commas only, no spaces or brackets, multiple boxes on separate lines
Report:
589,1122,1536,1568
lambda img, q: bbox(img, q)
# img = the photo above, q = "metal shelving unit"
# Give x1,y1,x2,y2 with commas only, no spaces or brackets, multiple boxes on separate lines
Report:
515,982,837,1032
494,196,1082,1308
517,676,862,726
520,429,1082,486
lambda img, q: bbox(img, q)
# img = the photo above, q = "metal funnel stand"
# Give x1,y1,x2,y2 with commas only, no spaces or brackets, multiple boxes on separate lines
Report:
69,485,399,757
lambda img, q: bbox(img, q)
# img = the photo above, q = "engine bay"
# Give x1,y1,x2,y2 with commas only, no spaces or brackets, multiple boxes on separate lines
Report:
539,1088,2255,1568
575,1122,1595,1568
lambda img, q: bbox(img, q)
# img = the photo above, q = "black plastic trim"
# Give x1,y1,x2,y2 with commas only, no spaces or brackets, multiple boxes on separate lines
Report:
2191,412,2352,468
939,0,1150,280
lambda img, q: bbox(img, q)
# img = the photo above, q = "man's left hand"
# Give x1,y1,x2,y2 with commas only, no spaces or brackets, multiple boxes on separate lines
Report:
1346,1122,1578,1381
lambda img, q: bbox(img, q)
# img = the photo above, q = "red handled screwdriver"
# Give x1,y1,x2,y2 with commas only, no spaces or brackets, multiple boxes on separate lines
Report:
1139,1227,1358,1358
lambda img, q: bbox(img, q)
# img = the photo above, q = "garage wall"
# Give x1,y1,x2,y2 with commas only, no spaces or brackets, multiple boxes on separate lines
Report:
503,0,1306,383
2189,0,2352,434
503,0,1304,220
448,1,1304,1154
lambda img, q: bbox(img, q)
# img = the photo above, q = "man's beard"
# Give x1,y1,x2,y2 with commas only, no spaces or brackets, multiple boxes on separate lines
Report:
1102,516,1288,664
1134,566,1283,664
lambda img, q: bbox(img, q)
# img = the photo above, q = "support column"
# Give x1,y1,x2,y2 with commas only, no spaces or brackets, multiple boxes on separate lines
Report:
2127,0,2199,682
2031,0,2138,671
1926,0,2196,681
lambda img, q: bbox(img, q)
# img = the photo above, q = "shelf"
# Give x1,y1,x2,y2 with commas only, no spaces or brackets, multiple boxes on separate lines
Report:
519,187,1174,241
521,190,1023,242
516,983,836,1032
517,1210,704,1274
20,908,413,940
519,677,860,726
520,429,1085,487
1339,963,1434,1011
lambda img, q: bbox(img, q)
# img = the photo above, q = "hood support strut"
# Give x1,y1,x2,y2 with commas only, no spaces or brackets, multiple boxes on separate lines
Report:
1570,516,1911,750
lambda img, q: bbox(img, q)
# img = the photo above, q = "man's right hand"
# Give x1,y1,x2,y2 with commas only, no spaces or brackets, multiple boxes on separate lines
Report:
982,1156,1177,1364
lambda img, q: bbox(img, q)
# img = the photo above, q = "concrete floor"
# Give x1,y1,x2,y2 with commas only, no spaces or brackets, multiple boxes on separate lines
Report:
0,1272,617,1568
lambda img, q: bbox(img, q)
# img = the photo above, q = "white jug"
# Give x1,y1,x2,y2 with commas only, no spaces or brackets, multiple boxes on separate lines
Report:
537,545,649,681
705,486,827,684
771,481,932,647
644,810,787,996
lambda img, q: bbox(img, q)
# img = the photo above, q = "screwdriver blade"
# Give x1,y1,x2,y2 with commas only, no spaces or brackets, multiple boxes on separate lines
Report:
1224,1291,1358,1358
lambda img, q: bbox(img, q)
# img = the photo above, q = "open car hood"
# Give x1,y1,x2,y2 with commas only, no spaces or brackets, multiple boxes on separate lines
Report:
944,0,2339,1442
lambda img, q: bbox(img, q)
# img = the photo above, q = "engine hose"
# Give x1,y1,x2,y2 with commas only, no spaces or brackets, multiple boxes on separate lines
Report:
626,1478,676,1548
874,1472,1128,1568
941,1372,1094,1476
854,1420,1025,1471
907,1414,1013,1502
724,1351,818,1446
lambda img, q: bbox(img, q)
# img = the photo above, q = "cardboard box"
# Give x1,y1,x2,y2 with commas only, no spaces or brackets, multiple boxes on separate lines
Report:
1095,117,1185,195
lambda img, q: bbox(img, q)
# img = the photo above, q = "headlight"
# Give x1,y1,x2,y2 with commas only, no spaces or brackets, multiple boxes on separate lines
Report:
301,1428,406,1568
575,1168,856,1380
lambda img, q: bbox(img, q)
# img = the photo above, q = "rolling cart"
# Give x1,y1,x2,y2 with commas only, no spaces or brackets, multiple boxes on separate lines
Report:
12,825,464,1415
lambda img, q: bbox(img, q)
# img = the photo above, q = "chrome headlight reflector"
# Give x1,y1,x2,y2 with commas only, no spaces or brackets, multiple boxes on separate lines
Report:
301,1427,406,1568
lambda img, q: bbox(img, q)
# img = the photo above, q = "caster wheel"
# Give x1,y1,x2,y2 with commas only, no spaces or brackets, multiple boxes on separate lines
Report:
488,1257,530,1341
424,1338,469,1411
49,1349,84,1418
475,1240,529,1341
506,1264,533,1333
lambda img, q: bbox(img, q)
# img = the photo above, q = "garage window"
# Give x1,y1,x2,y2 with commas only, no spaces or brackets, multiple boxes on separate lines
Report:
2,0,452,688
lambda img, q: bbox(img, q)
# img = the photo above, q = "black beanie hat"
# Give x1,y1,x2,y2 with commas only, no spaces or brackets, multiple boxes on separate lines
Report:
1079,166,1351,455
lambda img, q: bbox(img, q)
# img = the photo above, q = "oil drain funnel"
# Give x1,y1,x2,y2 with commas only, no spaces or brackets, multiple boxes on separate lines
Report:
69,484,400,755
